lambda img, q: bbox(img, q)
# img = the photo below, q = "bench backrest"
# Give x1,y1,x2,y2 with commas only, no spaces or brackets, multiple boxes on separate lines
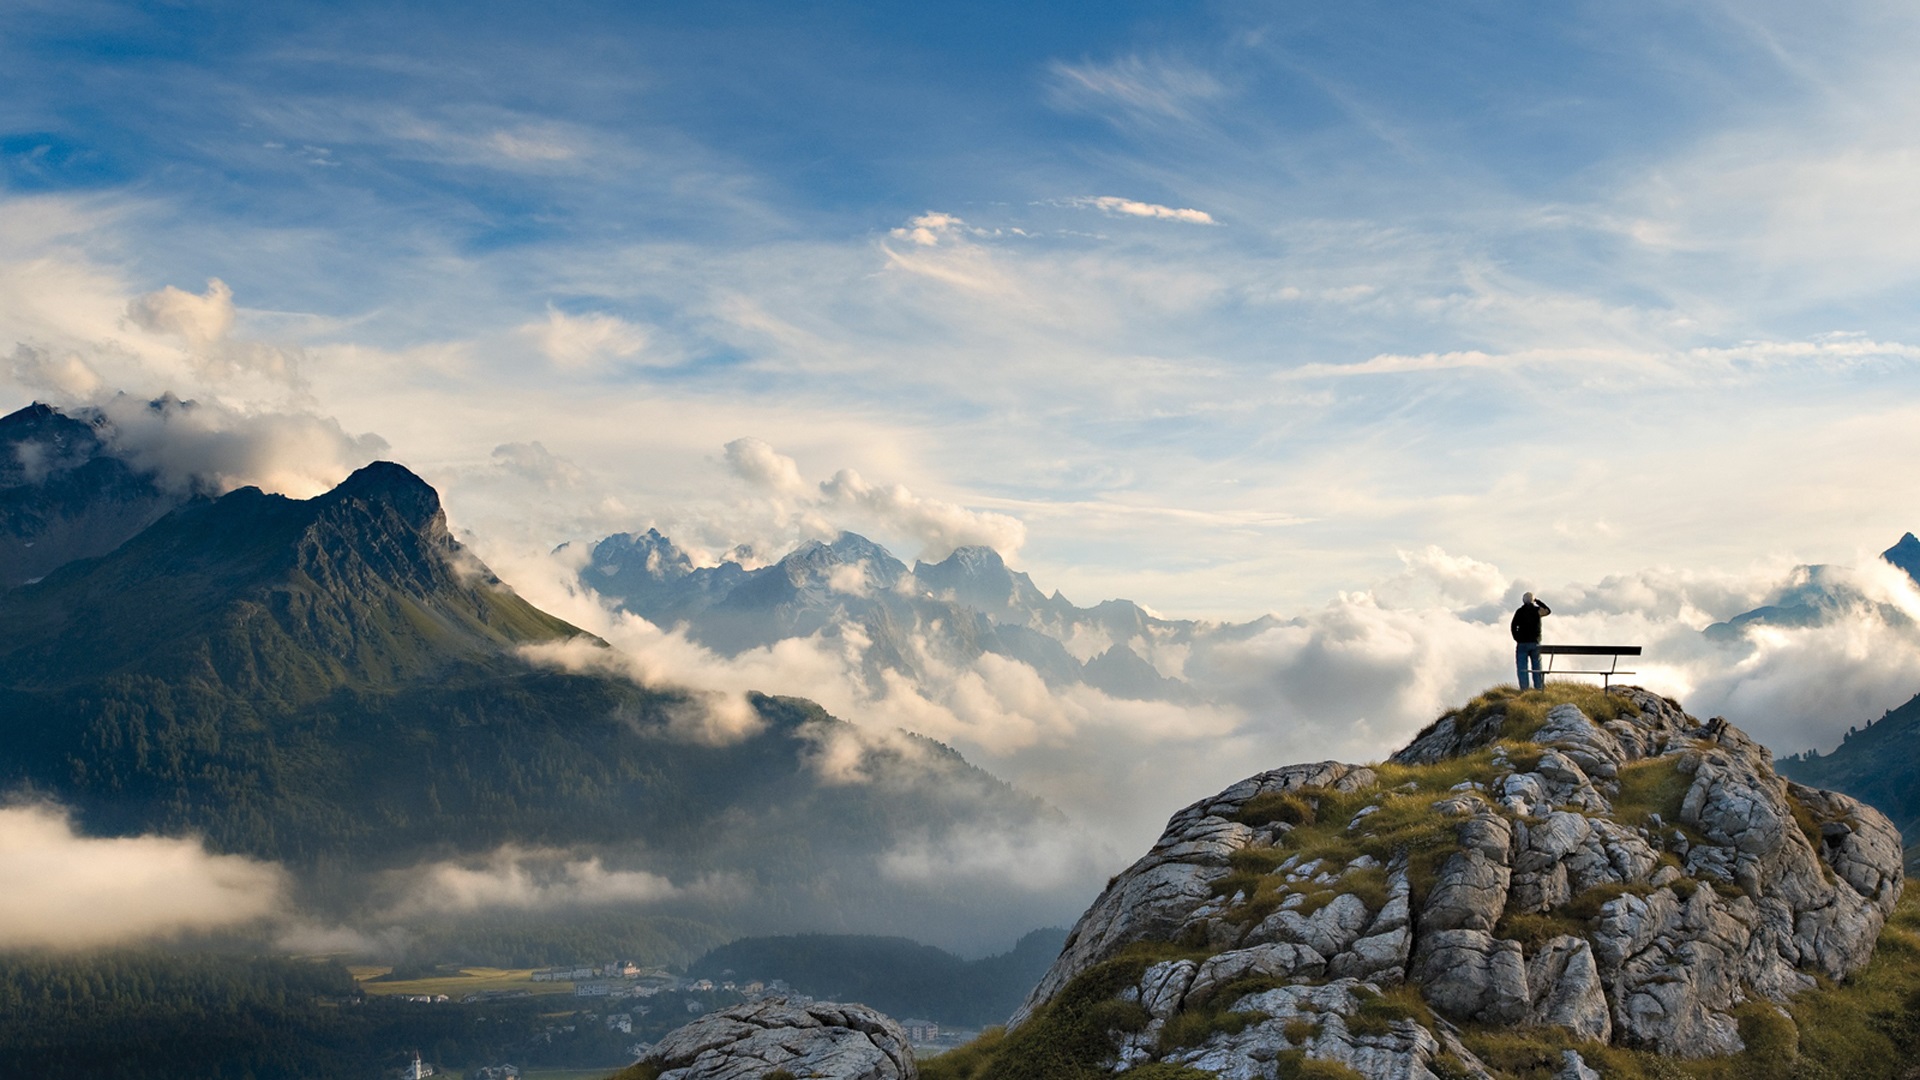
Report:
1536,645,1641,656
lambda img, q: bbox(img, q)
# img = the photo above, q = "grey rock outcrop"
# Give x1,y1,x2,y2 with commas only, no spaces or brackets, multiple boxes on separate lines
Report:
639,998,916,1080
1009,688,1903,1077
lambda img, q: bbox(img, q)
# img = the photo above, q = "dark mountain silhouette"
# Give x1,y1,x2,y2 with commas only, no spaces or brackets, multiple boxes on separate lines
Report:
687,926,1068,1027
1885,532,1920,588
1778,689,1920,869
0,402,187,587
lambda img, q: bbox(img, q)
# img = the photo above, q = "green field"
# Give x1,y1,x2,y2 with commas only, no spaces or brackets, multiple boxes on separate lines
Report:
349,966,580,998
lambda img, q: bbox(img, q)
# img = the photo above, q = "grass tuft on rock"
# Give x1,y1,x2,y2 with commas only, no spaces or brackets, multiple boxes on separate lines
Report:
1401,684,1643,753
1274,1050,1367,1080
918,942,1203,1080
1348,983,1432,1036
1613,754,1693,827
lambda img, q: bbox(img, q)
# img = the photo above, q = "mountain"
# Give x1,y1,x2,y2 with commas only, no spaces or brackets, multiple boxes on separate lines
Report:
931,685,1903,1078
0,459,579,701
0,401,187,587
0,447,1060,945
1777,689,1920,869
1702,534,1920,641
1885,532,1920,588
577,529,1204,704
687,926,1069,1027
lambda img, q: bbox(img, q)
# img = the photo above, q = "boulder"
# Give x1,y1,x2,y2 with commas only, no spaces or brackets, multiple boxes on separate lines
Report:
639,998,915,1080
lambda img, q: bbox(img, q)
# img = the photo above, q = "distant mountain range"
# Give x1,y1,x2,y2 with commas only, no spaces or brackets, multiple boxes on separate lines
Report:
574,528,1276,706
1778,688,1920,870
1699,532,1920,641
578,526,1920,720
0,402,1062,949
1728,533,1920,869
686,926,1069,1027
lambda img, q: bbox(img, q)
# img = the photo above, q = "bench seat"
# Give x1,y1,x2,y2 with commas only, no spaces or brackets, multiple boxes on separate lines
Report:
1535,644,1640,687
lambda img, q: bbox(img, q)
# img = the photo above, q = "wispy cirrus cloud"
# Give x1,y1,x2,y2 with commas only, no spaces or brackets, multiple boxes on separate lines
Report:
1068,196,1216,225
1045,54,1229,125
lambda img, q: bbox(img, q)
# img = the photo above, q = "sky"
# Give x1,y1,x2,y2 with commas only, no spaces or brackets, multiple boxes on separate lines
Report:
5,0,1919,613
8,0,1920,946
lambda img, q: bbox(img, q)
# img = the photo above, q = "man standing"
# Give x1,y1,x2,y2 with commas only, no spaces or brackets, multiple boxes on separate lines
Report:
1511,592,1551,690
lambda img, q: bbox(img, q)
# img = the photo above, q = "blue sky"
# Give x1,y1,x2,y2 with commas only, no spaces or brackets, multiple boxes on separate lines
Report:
15,0,1920,918
6,0,1920,618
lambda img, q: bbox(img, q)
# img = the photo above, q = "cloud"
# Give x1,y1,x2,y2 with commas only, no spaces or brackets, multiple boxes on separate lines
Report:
880,821,1112,894
374,110,593,172
889,211,973,247
522,306,656,370
272,921,414,959
1283,337,1920,383
723,436,809,498
1371,545,1508,609
9,343,105,400
490,440,584,488
125,278,303,386
377,846,685,918
724,437,1026,560
0,802,288,949
487,129,579,164
93,392,390,498
127,277,235,349
1073,196,1216,225
818,467,1026,561
517,636,769,746
1045,54,1228,124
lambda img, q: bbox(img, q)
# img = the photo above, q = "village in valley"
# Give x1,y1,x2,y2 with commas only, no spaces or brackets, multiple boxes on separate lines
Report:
354,959,969,1078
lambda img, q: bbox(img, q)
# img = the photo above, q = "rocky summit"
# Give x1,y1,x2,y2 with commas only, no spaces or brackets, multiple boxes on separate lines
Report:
1002,686,1903,1079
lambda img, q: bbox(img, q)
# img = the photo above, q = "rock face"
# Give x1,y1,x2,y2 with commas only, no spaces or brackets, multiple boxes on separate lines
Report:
638,998,916,1080
1010,688,1903,1078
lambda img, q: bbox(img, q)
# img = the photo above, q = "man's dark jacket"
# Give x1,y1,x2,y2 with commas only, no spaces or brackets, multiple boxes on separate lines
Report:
1510,600,1550,643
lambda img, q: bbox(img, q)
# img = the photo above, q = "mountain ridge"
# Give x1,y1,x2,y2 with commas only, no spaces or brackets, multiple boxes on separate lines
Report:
0,458,582,700
0,444,1067,949
576,527,1208,705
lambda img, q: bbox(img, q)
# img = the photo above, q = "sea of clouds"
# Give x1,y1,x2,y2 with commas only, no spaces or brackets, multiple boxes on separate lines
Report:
6,271,1920,955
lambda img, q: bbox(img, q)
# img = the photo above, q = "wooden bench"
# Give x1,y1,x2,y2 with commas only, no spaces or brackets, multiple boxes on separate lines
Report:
1536,645,1641,688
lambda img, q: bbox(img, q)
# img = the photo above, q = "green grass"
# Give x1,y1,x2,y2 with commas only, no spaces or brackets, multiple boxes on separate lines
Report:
914,1027,1004,1080
349,965,580,998
1233,790,1319,827
1274,1051,1366,1080
1495,910,1588,950
1347,984,1432,1036
1282,1017,1321,1043
1613,754,1692,828
1405,684,1643,752
917,943,1204,1080
1155,1004,1264,1053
